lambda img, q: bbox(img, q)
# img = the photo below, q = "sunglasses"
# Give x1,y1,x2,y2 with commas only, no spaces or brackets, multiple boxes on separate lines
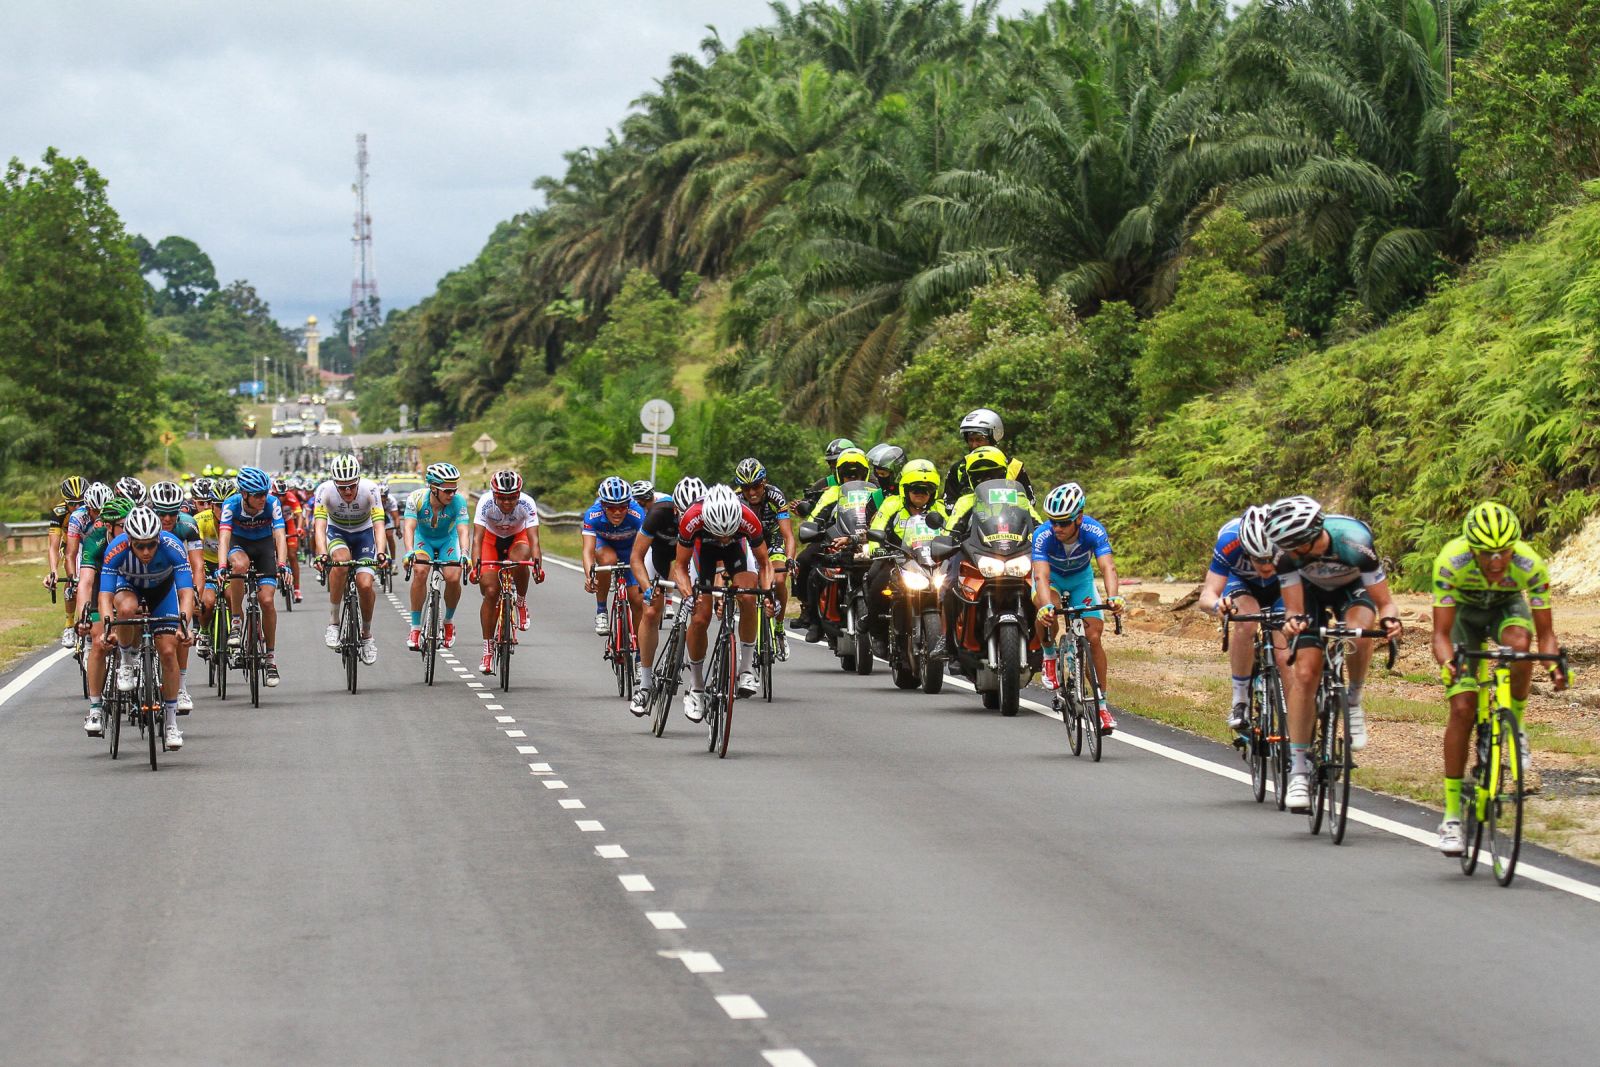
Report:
1051,518,1081,530
131,539,159,551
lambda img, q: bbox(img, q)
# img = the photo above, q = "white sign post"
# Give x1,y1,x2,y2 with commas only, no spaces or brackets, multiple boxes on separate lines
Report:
637,399,676,484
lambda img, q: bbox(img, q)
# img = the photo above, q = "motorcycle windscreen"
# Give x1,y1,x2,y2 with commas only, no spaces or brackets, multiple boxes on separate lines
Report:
829,480,875,538
965,479,1035,557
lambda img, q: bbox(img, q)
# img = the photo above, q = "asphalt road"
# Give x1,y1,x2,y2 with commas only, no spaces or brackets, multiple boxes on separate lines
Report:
2,560,1599,1065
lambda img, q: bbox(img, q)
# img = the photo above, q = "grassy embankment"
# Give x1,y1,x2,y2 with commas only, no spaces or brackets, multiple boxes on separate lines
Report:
0,555,71,673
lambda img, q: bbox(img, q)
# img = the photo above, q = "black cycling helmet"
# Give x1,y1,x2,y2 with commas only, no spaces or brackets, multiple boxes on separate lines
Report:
824,438,856,463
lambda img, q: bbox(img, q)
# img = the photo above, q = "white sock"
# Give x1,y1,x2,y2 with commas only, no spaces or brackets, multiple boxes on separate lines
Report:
640,666,655,688
689,658,705,689
1231,676,1249,705
738,642,755,672
1347,683,1364,708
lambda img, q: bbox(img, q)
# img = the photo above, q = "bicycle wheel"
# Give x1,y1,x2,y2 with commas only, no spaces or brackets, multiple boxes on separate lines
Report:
247,609,261,708
216,606,230,700
1489,708,1524,886
108,692,122,760
1081,637,1103,763
423,588,440,686
715,628,736,759
498,594,514,692
1249,673,1268,804
1060,646,1083,757
1268,675,1289,811
651,619,682,739
144,646,160,771
343,596,360,694
77,645,89,700
1328,690,1352,845
1308,700,1328,835
705,638,725,754
758,605,774,703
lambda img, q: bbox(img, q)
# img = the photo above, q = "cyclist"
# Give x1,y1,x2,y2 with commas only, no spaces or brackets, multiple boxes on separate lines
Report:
66,482,112,585
628,476,706,715
582,476,646,637
74,497,132,736
402,463,472,651
191,479,224,660
1030,483,1123,732
631,478,672,506
1198,505,1287,731
45,475,86,649
150,480,205,710
313,454,388,666
864,459,947,657
99,505,196,750
673,484,772,720
273,475,304,602
1271,495,1403,812
794,446,881,642
941,408,1035,506
473,470,543,675
113,476,148,507
1431,502,1569,856
216,466,287,686
733,458,796,658
377,481,403,551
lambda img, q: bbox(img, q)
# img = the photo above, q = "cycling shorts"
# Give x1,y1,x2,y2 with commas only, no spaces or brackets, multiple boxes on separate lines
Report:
1290,582,1377,652
1446,597,1535,697
478,528,531,564
111,576,181,634
1049,567,1102,620
1223,575,1283,610
768,546,790,569
689,539,755,586
593,539,638,588
328,525,377,576
227,538,280,587
412,533,463,565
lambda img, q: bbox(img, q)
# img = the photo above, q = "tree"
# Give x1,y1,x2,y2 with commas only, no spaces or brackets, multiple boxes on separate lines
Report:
0,149,158,475
134,233,219,313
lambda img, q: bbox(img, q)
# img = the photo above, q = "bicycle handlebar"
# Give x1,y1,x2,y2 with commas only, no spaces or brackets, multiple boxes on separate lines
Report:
1286,624,1398,669
1220,610,1287,652
1451,644,1568,678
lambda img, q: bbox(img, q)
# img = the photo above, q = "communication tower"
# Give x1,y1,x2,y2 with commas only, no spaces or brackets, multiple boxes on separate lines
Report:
349,133,380,361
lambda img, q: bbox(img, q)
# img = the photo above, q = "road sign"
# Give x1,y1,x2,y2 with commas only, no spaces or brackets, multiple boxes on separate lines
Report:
640,433,671,446
632,443,679,457
639,399,675,434
473,434,497,457
159,431,178,447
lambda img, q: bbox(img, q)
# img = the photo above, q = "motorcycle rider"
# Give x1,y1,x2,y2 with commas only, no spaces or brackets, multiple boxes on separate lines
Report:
941,408,1036,507
797,447,882,643
864,459,948,658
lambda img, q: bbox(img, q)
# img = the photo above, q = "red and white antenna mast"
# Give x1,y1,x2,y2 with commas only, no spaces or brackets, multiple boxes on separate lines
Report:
349,132,380,362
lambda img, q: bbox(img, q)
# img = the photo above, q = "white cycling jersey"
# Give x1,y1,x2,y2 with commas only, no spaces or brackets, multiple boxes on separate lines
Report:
474,492,540,538
313,478,384,532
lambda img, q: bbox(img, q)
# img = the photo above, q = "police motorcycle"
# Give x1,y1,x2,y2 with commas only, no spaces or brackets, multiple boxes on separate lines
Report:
929,479,1040,715
864,513,945,693
797,480,878,674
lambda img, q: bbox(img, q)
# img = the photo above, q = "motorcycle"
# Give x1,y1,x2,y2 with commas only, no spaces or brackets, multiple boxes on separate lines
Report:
930,479,1040,716
865,515,945,693
797,479,877,674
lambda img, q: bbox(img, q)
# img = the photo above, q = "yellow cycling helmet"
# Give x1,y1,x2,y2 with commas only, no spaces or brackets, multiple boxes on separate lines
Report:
1463,501,1521,552
964,445,1009,481
835,447,870,478
900,459,940,491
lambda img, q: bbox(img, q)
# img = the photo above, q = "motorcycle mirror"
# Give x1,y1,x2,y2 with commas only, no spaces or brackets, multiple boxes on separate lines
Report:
928,534,958,561
923,511,945,530
793,500,813,518
798,521,821,543
865,529,888,544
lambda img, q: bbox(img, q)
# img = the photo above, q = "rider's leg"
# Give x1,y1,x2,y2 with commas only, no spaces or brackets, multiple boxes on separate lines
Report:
733,570,758,673
355,570,376,637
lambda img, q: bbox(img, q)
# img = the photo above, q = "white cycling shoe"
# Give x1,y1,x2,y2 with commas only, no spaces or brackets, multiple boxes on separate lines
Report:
165,723,184,750
736,671,758,698
683,690,707,723
629,687,651,717
324,624,340,649
84,708,103,736
594,614,610,637
116,664,138,692
61,628,76,650
176,688,194,713
359,637,378,665
1347,703,1368,751
1285,772,1312,812
1437,818,1465,856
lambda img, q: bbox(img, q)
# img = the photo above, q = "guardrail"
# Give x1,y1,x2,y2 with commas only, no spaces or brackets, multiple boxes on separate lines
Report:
535,503,584,531
0,520,53,557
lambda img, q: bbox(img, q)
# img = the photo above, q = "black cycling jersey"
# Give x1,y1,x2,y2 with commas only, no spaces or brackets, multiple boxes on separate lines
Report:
639,500,679,576
745,484,790,546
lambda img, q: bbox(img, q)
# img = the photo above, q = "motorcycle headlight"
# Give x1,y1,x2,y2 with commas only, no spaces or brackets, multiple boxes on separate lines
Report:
975,555,1005,578
931,570,946,589
900,570,930,591
1004,556,1031,577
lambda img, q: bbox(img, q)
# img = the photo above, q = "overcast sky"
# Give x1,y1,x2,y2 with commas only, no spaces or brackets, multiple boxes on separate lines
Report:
4,1,1030,330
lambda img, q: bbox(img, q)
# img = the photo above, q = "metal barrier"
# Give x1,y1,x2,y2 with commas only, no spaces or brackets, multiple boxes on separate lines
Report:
535,503,584,531
0,520,53,556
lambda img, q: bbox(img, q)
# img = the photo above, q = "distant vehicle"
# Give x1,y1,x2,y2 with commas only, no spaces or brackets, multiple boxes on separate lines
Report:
313,393,326,405
276,394,286,404
387,475,425,501
270,420,288,437
297,393,312,405
318,419,343,436
300,407,316,423
283,418,304,434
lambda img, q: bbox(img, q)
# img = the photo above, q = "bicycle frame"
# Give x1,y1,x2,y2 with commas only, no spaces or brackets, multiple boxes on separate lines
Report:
1053,601,1122,761
1223,610,1289,806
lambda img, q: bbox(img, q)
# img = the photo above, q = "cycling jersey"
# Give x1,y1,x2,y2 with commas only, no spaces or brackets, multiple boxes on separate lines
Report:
164,513,202,553
101,531,196,595
1432,537,1551,611
678,499,763,580
313,479,384,532
406,488,470,540
79,524,113,575
638,500,680,578
193,509,221,566
1275,515,1384,591
67,505,96,540
220,492,285,541
1030,514,1113,577
581,500,644,548
474,492,539,537
45,499,71,531
678,499,763,548
741,485,791,546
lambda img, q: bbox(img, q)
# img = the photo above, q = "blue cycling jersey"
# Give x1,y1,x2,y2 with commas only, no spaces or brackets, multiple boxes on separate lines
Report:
219,493,285,541
101,531,196,594
582,500,646,547
1030,514,1113,577
405,488,469,540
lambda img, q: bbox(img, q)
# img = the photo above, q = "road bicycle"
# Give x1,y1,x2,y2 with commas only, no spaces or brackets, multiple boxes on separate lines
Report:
320,557,384,694
646,580,687,738
1289,623,1396,844
592,563,639,699
105,613,187,770
1451,644,1567,886
203,571,234,700
222,569,269,707
753,591,778,702
478,559,541,692
278,563,295,612
695,581,776,759
1051,599,1123,762
1223,609,1290,807
49,576,91,698
407,556,463,686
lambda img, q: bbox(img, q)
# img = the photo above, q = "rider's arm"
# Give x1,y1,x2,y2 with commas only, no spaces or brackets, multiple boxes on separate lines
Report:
779,515,797,561
1031,559,1057,610
629,531,651,591
753,540,772,588
46,526,62,582
1197,570,1229,616
1096,552,1121,601
216,524,233,567
1280,578,1307,632
1366,576,1402,635
672,542,693,598
581,533,597,573
1532,607,1560,658
527,523,541,566
1430,603,1456,669
402,516,417,556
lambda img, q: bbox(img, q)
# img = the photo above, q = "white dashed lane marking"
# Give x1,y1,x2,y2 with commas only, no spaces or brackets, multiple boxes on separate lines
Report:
529,763,553,774
559,798,584,809
542,779,566,789
495,715,516,723
647,912,685,930
516,745,539,755
595,845,628,859
505,729,527,738
575,820,604,832
762,1051,817,1067
715,995,766,1020
619,874,654,893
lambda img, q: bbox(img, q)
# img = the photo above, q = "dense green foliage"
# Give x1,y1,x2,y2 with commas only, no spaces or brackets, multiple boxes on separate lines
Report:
1093,188,1600,585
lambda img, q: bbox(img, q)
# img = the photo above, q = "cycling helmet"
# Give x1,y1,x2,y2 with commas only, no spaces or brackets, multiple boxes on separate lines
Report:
963,446,1009,482
214,477,236,499
490,469,523,495
270,475,287,495
899,459,940,493
236,466,271,495
701,485,744,537
824,437,856,462
1264,495,1325,546
1237,504,1275,560
190,477,217,503
84,482,112,510
1043,482,1086,521
597,476,631,505
673,476,707,511
100,497,134,525
329,453,361,484
114,476,147,504
1463,501,1521,552
426,462,460,486
866,443,906,478
630,479,656,502
60,476,86,503
835,447,870,481
733,458,767,487
224,468,238,478
149,480,186,514
959,407,1004,444
124,505,161,542
376,481,390,499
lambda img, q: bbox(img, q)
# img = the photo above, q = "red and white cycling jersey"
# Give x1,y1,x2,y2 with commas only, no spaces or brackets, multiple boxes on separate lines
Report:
474,492,540,538
677,500,763,546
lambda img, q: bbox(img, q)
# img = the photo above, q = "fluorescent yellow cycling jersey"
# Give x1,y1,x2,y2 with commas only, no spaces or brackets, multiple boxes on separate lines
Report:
194,508,221,567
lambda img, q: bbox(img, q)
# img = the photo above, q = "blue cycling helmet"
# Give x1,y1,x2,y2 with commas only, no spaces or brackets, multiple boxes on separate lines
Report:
236,466,271,495
426,462,460,486
597,476,631,505
1043,482,1085,521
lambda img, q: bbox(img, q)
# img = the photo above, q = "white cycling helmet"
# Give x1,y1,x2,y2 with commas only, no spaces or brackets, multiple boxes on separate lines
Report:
149,480,186,514
1042,482,1085,521
328,453,361,484
1237,504,1275,559
124,505,161,542
959,407,1004,444
1264,495,1324,546
673,476,707,512
700,485,743,537
84,482,112,510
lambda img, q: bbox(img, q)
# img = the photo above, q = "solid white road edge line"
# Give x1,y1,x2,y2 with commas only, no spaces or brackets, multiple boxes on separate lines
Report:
0,649,72,709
